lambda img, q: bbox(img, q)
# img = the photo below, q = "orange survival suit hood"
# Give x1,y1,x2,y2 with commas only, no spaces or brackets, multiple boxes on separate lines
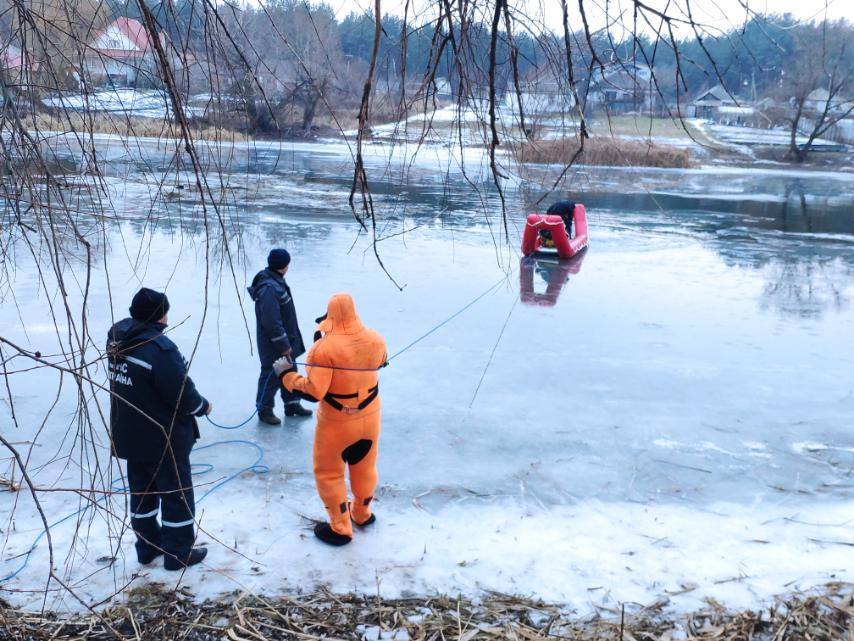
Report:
315,293,364,338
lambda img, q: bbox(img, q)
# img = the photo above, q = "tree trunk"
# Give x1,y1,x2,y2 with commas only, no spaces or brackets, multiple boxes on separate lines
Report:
301,93,318,137
241,75,260,133
787,100,805,162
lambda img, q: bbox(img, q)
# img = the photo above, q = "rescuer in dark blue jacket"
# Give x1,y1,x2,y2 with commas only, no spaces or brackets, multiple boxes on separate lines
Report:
107,288,211,571
539,200,576,245
247,248,311,424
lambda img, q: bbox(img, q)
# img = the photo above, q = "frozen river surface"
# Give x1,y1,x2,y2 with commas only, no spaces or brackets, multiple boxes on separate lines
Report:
1,138,853,611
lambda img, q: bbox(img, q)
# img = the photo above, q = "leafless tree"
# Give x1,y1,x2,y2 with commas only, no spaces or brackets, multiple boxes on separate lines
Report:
770,19,854,162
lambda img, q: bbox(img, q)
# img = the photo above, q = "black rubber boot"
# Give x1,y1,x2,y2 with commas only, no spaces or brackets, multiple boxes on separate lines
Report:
164,546,208,571
285,403,312,418
314,522,352,546
352,514,376,528
258,411,281,425
137,549,163,565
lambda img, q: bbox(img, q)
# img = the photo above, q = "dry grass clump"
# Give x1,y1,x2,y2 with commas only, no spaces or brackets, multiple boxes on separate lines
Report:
517,136,693,168
0,582,850,640
17,112,248,142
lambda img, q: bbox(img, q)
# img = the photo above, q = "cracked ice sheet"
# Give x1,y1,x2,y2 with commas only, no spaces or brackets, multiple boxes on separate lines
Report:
1,148,853,612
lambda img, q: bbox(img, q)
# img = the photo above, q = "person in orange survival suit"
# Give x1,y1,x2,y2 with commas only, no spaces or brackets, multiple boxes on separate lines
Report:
272,293,387,546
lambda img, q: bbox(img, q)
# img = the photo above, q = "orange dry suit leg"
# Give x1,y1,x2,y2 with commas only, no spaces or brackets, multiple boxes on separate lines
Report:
313,413,380,537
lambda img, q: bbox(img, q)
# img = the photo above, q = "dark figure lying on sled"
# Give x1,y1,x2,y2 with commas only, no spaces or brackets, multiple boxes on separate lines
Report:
538,200,577,248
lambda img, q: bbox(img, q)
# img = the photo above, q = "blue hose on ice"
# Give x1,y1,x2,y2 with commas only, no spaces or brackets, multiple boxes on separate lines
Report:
204,370,274,430
0,438,268,584
194,439,268,500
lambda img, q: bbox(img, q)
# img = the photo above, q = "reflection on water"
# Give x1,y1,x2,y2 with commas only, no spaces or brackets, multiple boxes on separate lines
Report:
760,258,851,317
520,252,586,307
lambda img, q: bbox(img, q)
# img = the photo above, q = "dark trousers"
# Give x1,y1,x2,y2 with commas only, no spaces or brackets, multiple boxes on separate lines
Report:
126,455,195,562
256,360,299,414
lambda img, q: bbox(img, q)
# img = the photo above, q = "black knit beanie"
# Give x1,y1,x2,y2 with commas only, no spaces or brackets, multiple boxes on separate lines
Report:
267,248,291,270
130,288,170,322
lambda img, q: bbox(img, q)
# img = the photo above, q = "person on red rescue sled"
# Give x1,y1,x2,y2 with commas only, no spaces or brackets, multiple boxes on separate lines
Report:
538,199,577,247
107,288,212,570
272,293,387,546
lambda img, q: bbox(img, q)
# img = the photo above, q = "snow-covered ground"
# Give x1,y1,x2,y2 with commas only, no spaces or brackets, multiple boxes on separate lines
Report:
1,139,852,613
42,88,205,119
359,103,586,146
705,123,847,151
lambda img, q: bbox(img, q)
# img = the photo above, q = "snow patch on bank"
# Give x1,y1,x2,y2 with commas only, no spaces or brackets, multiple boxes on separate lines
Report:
3,496,851,614
41,88,205,119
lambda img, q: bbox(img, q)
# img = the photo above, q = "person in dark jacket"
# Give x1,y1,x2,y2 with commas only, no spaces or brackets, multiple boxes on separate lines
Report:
539,200,576,245
247,248,311,424
107,288,211,571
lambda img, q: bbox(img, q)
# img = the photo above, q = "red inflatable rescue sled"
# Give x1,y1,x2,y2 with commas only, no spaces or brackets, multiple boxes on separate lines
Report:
521,204,588,259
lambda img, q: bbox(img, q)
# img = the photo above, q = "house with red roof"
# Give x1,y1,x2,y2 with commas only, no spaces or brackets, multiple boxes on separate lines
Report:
1,43,39,85
84,17,157,86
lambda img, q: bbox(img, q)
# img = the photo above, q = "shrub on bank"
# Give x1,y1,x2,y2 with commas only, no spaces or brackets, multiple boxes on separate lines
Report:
517,136,693,168
20,111,248,142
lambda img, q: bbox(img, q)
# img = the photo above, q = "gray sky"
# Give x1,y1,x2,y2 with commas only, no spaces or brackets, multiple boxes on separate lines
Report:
325,0,852,35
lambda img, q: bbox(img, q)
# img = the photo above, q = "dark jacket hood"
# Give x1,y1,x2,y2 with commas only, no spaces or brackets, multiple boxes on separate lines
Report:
247,268,282,302
107,318,165,353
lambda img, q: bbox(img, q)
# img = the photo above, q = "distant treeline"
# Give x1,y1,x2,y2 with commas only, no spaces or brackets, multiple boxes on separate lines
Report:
2,0,850,151
100,1,852,102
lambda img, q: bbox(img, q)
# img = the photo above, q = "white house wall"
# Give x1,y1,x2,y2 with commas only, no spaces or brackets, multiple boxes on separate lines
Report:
503,91,576,116
92,26,141,53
